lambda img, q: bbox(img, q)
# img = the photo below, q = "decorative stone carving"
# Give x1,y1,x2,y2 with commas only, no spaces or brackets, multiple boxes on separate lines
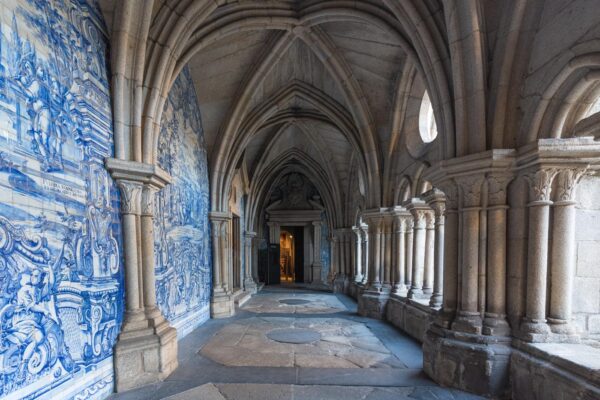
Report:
117,180,143,215
141,185,158,217
487,174,513,206
554,168,587,203
456,175,484,208
525,169,558,203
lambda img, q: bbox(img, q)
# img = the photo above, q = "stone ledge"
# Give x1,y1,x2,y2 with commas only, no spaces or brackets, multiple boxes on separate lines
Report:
511,343,600,400
512,341,600,386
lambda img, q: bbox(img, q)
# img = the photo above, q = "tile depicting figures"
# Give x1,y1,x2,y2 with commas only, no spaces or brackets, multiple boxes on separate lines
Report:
0,1,122,399
155,66,212,339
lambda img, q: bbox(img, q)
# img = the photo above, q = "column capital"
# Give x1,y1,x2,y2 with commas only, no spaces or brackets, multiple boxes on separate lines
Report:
455,174,485,208
312,220,322,227
554,167,587,204
486,173,513,206
105,158,172,189
244,231,257,239
141,185,159,217
523,168,558,203
209,211,232,222
116,180,143,215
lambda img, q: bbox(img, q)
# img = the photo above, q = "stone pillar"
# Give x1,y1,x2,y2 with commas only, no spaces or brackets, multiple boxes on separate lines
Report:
117,180,145,322
483,174,512,336
244,231,258,292
519,169,557,340
423,211,435,295
426,189,446,309
407,201,428,300
452,175,484,334
405,217,414,289
358,210,391,319
353,226,363,283
106,158,178,392
391,210,408,296
312,221,323,284
209,212,235,318
360,224,369,285
548,168,586,335
329,234,338,283
437,183,457,326
382,216,393,289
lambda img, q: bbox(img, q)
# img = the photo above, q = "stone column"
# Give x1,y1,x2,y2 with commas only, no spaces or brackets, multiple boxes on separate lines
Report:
107,158,178,392
405,217,414,289
353,226,363,283
452,175,484,334
360,224,369,285
520,169,557,340
382,216,393,289
312,221,323,283
548,168,586,334
244,231,258,292
209,212,235,318
140,185,162,324
437,183,457,326
329,234,338,283
391,210,407,296
117,180,145,323
423,210,435,295
483,174,512,336
367,215,383,291
408,201,428,299
426,189,446,309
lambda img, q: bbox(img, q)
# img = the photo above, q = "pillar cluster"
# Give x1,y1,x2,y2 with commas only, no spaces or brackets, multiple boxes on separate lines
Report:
420,141,597,397
105,158,178,392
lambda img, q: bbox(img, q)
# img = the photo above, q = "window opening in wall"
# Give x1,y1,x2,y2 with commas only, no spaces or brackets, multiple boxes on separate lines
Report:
419,91,438,143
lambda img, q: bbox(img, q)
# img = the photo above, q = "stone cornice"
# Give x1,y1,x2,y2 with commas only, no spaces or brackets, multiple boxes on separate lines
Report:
105,158,172,189
209,211,232,222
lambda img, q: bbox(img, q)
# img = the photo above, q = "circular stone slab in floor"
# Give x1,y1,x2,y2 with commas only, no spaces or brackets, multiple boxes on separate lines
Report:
266,328,321,344
279,299,311,305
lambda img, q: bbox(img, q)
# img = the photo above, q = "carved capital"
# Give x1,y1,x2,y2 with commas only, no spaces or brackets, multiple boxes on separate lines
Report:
117,180,143,215
141,185,158,216
554,168,587,203
411,209,428,229
525,169,558,203
430,201,446,220
425,211,435,230
487,174,513,206
438,180,458,210
456,175,484,208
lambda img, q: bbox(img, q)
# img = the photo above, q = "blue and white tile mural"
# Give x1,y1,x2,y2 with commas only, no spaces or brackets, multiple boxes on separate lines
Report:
0,1,122,399
155,67,211,339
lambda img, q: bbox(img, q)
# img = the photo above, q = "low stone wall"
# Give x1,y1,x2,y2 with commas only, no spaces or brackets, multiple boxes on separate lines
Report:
386,297,433,342
511,343,600,400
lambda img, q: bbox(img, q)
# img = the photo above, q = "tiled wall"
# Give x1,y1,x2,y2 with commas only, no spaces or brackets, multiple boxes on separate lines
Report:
0,1,122,399
155,67,212,339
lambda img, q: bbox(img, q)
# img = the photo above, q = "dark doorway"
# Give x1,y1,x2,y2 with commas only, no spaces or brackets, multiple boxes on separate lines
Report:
280,226,304,284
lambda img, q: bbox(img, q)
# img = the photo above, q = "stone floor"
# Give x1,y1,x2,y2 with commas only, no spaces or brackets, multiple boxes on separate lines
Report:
110,287,484,400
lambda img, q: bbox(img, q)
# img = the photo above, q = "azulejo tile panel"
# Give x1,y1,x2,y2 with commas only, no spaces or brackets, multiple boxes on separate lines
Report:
155,66,212,339
0,1,122,399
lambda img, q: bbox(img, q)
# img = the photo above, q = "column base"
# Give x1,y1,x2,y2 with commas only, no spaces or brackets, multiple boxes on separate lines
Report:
519,318,551,342
113,313,178,392
333,274,349,293
429,293,443,309
423,325,512,398
483,314,511,336
311,263,323,284
211,293,235,318
451,311,483,334
244,277,258,294
358,289,390,319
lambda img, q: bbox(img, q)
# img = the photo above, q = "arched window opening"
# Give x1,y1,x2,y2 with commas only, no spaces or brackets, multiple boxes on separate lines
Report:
418,91,438,143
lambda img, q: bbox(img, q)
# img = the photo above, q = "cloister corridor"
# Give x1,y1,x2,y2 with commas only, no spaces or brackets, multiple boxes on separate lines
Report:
110,287,481,400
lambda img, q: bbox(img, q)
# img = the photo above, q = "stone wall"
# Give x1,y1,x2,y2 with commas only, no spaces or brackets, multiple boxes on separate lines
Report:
0,1,122,399
574,175,600,338
155,67,211,339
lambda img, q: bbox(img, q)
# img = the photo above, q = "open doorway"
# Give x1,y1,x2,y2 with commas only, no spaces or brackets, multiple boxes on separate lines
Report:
279,227,304,284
